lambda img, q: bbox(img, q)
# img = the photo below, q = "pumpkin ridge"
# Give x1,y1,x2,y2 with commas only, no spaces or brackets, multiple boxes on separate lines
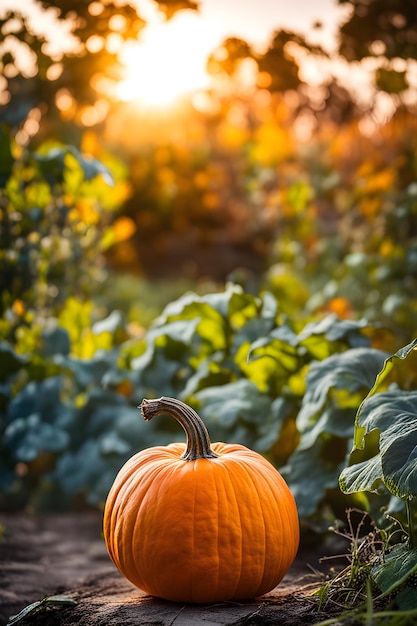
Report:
225,459,246,599
260,461,299,593
130,462,171,594
233,456,267,597
251,461,286,596
210,454,244,601
248,462,270,596
190,460,198,602
211,460,222,600
136,461,185,598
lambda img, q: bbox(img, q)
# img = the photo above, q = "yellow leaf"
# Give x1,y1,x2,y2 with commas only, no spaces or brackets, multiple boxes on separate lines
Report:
100,217,136,250
74,198,99,225
113,216,136,241
12,299,25,316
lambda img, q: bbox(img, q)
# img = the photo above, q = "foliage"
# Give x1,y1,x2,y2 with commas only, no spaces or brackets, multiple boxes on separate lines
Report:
338,0,417,63
312,339,417,618
313,511,417,625
110,100,417,350
335,0,417,104
340,339,417,539
0,0,193,134
0,277,387,518
0,125,132,342
340,340,417,516
1,4,417,625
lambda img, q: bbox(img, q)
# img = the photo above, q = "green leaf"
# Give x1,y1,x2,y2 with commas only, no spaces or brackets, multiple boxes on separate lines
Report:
339,455,384,495
342,390,417,499
56,351,116,388
283,439,348,519
0,123,14,186
53,440,108,495
4,414,69,462
194,379,272,440
297,407,358,451
371,543,417,596
41,327,71,357
340,339,417,499
6,376,67,426
299,313,370,347
33,146,114,187
7,601,42,625
248,323,299,356
255,396,292,453
353,338,417,450
296,348,387,439
68,147,114,186
395,586,417,610
42,594,77,606
0,343,27,380
92,310,123,335
181,360,234,398
7,594,76,625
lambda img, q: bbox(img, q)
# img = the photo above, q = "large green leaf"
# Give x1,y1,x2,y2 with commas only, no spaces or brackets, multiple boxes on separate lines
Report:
195,379,271,427
353,338,417,450
296,348,387,441
339,455,384,495
6,376,66,425
255,396,293,453
194,379,273,446
371,543,417,596
4,413,69,461
41,327,70,357
298,314,370,347
283,438,348,519
181,360,234,398
55,351,117,388
340,391,417,499
340,339,417,499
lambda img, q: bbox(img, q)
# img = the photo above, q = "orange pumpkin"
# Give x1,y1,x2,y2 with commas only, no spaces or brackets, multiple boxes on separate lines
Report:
103,396,299,603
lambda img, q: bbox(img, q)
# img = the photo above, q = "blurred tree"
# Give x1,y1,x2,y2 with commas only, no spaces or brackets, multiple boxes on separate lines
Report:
256,31,302,93
206,37,253,80
0,0,197,138
206,29,327,95
338,0,417,62
338,0,417,95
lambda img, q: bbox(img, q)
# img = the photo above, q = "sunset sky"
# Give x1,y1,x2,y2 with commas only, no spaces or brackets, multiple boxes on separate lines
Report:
2,0,349,106
135,0,346,50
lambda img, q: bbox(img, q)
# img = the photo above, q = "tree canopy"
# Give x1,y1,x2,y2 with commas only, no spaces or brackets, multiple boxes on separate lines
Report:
0,0,198,134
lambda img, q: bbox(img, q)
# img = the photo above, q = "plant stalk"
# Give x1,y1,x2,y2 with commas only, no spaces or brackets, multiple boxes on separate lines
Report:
406,497,416,549
139,396,219,461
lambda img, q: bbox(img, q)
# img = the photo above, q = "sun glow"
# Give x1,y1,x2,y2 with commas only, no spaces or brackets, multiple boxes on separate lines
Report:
117,12,215,108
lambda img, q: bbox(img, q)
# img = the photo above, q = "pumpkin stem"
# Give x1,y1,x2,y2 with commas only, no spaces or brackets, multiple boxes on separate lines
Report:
139,397,219,461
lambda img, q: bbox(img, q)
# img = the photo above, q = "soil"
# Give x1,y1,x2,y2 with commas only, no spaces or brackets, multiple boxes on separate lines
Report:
0,513,344,626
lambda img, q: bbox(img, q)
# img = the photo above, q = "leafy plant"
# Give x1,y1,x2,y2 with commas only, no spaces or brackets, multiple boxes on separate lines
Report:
7,594,76,625
1,279,386,519
0,125,133,345
324,338,417,611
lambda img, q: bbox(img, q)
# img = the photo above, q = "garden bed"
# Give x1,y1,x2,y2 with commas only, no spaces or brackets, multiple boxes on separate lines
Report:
0,513,340,626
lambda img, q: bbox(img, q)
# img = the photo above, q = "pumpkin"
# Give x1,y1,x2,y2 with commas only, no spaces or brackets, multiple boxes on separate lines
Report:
103,396,299,603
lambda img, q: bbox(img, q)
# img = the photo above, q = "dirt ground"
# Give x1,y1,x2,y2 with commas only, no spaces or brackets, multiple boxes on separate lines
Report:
0,513,344,626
